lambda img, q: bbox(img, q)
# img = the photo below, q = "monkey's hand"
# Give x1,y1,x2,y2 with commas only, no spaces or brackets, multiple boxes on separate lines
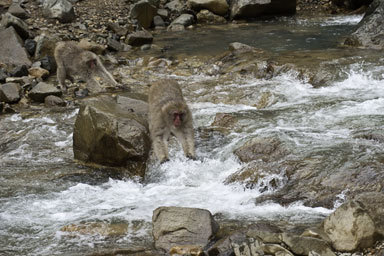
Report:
186,153,197,161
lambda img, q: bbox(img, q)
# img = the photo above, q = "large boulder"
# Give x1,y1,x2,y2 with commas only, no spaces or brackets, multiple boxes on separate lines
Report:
322,200,376,251
188,0,229,16
73,95,150,178
43,0,76,23
152,206,219,253
344,0,384,49
130,0,157,29
230,0,296,20
0,12,31,39
0,83,22,103
0,26,31,67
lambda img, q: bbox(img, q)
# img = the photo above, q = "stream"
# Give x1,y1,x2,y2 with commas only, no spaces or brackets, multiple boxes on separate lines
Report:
1,14,384,255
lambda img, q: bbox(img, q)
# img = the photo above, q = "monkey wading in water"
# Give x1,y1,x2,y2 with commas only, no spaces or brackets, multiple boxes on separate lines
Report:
54,41,118,93
148,79,196,163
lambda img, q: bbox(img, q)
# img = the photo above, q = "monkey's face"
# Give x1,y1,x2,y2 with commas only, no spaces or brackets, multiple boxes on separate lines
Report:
172,111,184,127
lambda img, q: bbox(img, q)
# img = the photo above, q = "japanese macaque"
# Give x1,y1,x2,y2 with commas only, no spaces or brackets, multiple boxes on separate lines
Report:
148,79,196,163
54,41,118,92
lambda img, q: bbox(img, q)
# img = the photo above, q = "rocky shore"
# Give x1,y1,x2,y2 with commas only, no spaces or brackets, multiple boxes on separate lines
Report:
1,0,384,255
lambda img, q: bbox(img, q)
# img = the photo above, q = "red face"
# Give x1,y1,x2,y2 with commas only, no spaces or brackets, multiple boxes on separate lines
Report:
87,59,97,69
173,111,183,127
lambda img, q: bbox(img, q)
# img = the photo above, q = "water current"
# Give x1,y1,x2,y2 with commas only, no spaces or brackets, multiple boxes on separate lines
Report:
1,15,384,255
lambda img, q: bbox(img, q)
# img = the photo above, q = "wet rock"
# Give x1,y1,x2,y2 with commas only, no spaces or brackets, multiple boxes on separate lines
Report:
211,113,237,128
40,56,57,73
8,3,29,19
169,245,204,256
44,95,66,107
196,9,227,24
130,0,157,29
169,13,195,28
126,30,153,46
153,15,166,28
107,22,128,37
0,83,22,103
280,233,335,256
230,0,296,20
61,222,129,236
152,206,219,253
188,0,229,16
344,0,384,49
234,136,287,163
28,82,62,103
355,192,384,237
246,222,282,243
333,0,373,10
165,0,184,13
322,200,375,251
107,38,123,51
0,27,31,67
157,8,169,19
0,12,31,39
3,103,16,114
24,39,37,56
0,102,3,113
10,65,28,77
74,88,89,98
43,0,76,23
224,161,287,192
73,95,150,177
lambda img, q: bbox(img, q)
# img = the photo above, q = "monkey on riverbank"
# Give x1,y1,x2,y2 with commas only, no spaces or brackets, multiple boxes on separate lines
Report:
54,41,118,92
148,79,196,163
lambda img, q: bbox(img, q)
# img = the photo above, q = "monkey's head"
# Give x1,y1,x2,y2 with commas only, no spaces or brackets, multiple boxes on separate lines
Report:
81,52,98,69
163,102,188,128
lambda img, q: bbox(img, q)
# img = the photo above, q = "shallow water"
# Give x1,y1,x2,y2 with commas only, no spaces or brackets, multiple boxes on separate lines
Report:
2,15,384,255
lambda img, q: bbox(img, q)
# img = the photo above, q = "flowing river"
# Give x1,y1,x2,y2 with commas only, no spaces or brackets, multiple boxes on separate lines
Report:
1,15,384,255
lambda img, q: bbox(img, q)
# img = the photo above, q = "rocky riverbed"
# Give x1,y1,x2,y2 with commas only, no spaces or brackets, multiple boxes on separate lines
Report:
1,0,384,255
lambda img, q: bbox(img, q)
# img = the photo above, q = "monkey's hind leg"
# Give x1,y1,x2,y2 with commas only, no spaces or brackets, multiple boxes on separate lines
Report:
153,135,169,163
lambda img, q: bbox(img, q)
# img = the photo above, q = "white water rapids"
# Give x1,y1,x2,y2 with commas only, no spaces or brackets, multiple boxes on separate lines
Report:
2,15,384,255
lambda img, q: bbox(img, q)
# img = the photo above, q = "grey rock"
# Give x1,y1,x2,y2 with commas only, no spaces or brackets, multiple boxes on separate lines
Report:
107,38,123,51
24,39,37,56
44,95,66,107
188,0,229,16
344,0,384,49
8,3,29,19
43,0,76,23
0,68,8,83
153,15,165,27
165,0,183,12
170,13,195,27
157,8,168,18
230,0,296,20
196,9,226,24
10,64,28,77
0,83,22,103
0,26,31,66
130,0,157,29
152,206,219,253
126,30,153,46
28,82,62,103
322,200,375,251
0,12,31,39
280,233,335,256
73,95,150,176
40,56,57,73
